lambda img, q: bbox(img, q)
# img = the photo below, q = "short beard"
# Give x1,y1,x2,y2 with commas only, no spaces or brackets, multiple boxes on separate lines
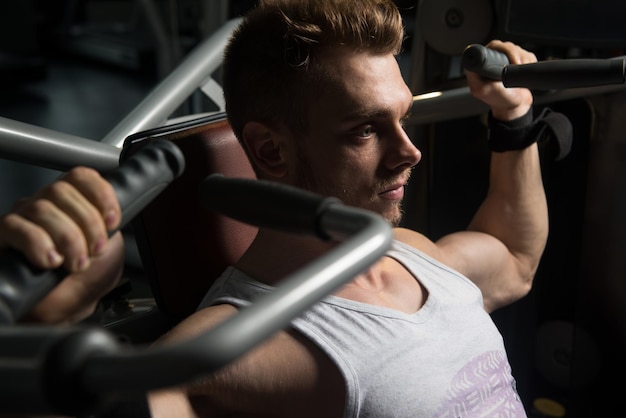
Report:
293,148,409,227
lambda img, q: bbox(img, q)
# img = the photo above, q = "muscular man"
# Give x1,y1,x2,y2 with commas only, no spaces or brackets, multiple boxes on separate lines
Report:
1,1,546,416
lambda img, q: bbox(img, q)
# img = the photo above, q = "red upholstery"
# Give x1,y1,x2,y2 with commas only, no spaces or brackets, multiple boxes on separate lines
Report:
123,114,257,320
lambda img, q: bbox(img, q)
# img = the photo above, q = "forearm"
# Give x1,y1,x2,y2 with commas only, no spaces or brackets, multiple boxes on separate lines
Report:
468,142,548,280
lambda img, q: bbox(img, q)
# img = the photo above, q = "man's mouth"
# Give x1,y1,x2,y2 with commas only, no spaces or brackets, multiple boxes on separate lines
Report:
379,183,405,200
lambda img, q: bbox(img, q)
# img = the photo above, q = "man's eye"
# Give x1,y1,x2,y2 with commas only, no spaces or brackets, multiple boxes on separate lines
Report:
358,126,375,137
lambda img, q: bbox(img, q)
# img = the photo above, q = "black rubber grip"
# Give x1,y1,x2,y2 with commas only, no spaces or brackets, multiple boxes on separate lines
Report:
0,139,185,325
200,174,340,239
462,44,509,80
107,140,185,226
463,43,626,89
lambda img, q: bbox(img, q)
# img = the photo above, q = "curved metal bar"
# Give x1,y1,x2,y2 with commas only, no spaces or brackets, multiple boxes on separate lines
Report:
100,18,242,148
84,204,391,394
0,116,120,172
0,180,392,416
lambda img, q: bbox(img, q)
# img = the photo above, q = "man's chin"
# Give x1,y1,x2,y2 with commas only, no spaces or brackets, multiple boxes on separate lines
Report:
386,215,402,228
380,206,403,227
341,199,402,226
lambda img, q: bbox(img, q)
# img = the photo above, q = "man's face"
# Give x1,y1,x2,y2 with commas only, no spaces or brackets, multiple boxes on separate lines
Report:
289,48,421,226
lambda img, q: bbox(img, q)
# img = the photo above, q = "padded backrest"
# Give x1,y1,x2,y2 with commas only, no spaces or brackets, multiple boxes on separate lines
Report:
122,113,257,320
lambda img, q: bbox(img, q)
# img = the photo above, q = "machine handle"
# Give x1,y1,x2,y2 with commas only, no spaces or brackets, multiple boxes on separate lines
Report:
0,170,392,417
0,140,185,325
462,44,509,80
462,44,626,89
200,174,342,240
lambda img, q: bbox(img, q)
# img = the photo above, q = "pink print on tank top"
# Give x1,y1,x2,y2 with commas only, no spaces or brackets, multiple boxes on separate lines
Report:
434,351,526,418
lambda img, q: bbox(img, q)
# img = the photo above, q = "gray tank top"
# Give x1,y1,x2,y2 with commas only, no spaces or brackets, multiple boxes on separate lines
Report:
198,240,527,417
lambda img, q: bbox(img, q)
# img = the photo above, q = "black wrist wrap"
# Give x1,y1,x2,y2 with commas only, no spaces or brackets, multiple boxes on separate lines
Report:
487,107,573,160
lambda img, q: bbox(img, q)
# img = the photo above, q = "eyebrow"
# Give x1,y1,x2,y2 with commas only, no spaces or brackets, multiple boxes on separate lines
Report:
340,103,413,124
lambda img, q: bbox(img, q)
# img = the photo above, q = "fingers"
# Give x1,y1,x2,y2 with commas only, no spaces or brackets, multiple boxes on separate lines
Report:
485,39,537,65
0,166,121,273
466,39,535,120
24,232,125,324
0,204,73,269
61,166,121,232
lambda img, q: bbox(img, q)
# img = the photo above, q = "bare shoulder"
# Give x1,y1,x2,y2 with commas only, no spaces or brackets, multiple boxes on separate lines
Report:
393,227,496,279
392,227,442,261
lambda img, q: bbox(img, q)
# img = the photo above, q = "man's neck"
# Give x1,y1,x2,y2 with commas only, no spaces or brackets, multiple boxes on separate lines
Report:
234,228,337,286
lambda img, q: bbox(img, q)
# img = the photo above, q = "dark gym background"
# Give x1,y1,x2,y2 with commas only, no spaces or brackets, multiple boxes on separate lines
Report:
1,1,625,417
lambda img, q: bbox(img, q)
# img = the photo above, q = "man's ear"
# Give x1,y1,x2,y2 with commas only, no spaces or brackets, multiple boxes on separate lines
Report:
241,121,288,178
